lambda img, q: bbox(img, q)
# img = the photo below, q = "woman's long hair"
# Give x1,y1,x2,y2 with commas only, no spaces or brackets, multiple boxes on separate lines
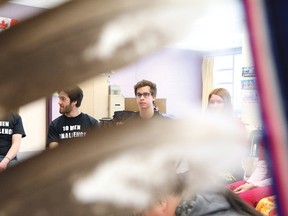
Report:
208,88,233,113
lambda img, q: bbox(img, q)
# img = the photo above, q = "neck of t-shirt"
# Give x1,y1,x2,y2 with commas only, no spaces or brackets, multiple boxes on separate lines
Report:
64,108,81,118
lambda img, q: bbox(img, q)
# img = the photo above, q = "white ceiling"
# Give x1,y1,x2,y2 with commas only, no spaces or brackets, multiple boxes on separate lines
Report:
9,0,69,9
173,0,245,51
7,0,245,51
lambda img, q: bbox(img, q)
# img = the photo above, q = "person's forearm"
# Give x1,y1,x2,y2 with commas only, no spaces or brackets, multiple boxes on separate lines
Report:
5,144,20,160
248,160,270,182
6,135,21,160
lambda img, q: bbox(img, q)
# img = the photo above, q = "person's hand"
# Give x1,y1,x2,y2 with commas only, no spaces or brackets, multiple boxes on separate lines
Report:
233,182,255,194
0,159,8,172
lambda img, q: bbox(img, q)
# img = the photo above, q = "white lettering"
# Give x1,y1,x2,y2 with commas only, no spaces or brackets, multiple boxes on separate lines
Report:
59,132,87,140
0,128,13,135
70,125,81,131
63,126,69,131
0,121,9,127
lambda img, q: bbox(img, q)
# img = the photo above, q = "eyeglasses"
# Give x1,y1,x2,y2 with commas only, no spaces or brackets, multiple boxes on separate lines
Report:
136,92,151,98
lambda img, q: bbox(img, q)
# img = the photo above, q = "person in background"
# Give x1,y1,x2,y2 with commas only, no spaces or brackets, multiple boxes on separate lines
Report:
129,182,262,216
207,87,233,115
226,141,274,207
112,80,168,126
127,87,261,216
0,112,26,172
47,85,99,149
133,79,167,120
207,87,248,182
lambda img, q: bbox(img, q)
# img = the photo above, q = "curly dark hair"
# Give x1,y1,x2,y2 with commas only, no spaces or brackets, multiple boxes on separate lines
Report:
134,80,157,97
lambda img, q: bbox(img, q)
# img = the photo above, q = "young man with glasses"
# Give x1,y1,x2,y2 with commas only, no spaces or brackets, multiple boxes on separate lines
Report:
133,79,167,120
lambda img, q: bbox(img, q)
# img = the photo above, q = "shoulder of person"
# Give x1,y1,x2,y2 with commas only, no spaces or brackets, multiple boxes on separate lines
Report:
179,191,259,216
82,113,99,124
8,112,20,120
154,111,174,119
7,113,24,125
10,112,20,118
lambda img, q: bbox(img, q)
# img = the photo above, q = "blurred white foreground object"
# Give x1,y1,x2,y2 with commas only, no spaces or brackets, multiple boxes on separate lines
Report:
73,111,247,209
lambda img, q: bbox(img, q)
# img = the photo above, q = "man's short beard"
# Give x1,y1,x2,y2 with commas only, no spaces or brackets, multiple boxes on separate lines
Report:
60,104,73,114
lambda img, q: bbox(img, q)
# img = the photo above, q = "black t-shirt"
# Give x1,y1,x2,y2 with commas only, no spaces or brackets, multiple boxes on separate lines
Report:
47,113,99,146
0,113,26,156
132,111,171,121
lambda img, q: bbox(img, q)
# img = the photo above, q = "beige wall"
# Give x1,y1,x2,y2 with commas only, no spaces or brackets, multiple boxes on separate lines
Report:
19,98,47,152
79,74,109,119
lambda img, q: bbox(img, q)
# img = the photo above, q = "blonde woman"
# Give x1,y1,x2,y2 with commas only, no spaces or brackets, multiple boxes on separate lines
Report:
207,88,233,114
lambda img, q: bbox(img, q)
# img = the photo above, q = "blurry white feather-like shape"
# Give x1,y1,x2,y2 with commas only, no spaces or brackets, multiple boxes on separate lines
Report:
73,110,247,209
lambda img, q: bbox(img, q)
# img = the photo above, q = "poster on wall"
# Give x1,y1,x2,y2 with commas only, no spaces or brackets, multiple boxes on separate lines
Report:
242,91,260,103
241,79,257,90
0,17,18,32
242,66,255,77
